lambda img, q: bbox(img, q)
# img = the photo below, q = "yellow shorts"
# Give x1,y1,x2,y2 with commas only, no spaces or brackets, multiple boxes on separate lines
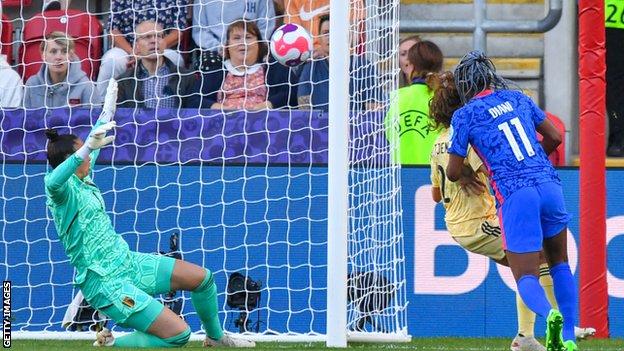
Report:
452,218,505,261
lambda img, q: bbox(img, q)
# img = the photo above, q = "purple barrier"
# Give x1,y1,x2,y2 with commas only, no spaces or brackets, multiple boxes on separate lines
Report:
1,108,389,165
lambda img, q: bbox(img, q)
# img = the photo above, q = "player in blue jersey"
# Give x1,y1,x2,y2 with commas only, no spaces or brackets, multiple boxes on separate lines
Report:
445,51,578,351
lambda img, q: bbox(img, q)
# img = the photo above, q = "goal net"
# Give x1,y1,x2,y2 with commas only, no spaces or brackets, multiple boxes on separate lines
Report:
1,0,407,344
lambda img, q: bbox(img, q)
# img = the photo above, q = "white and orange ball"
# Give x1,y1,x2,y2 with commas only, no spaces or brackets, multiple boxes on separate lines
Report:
269,23,313,67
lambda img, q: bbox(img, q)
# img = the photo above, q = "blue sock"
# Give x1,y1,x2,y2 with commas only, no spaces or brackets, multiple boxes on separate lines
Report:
550,262,577,341
517,275,552,318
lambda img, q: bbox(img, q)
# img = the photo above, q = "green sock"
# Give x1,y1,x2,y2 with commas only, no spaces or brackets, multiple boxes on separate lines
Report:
114,327,190,348
191,269,224,340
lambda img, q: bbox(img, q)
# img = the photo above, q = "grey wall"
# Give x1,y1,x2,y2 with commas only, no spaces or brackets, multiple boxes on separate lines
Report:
544,1,578,158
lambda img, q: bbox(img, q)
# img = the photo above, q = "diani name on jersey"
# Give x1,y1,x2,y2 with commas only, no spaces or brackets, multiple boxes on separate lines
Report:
488,101,514,119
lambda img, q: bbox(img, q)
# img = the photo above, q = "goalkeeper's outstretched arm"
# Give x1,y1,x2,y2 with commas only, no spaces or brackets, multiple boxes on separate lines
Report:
88,79,118,169
44,80,118,199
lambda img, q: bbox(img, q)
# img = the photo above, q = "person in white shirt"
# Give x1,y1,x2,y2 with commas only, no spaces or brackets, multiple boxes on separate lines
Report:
0,54,23,108
0,4,22,108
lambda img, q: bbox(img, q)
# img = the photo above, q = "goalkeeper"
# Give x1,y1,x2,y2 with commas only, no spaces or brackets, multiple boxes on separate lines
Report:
427,72,594,351
44,79,254,348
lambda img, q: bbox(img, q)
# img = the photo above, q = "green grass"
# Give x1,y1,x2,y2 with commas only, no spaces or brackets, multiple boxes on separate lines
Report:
7,338,624,350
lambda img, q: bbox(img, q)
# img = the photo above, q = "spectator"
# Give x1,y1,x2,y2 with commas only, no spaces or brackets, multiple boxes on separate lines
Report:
0,54,22,108
201,20,295,110
0,4,22,107
606,3,624,157
274,0,286,28
384,40,443,165
297,14,380,112
97,0,187,100
284,0,365,54
116,20,200,109
192,0,275,73
24,31,99,109
398,35,420,88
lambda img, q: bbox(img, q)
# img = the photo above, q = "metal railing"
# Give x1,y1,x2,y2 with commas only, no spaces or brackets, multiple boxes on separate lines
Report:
400,0,563,53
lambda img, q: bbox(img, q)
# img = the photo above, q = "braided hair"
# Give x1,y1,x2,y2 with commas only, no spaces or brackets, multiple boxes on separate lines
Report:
453,50,513,104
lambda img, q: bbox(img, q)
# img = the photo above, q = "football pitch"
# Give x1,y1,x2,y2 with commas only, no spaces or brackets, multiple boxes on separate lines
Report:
7,338,624,350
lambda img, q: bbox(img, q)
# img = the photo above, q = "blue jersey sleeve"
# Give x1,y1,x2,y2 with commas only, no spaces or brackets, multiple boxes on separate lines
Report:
448,110,470,158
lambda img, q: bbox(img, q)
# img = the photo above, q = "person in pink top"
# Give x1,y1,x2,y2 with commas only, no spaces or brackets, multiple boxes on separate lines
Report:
201,20,296,110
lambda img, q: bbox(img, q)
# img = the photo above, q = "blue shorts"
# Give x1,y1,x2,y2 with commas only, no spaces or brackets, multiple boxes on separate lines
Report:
498,182,571,253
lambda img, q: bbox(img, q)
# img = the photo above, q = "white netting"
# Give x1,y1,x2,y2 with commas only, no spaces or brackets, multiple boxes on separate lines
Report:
0,0,406,342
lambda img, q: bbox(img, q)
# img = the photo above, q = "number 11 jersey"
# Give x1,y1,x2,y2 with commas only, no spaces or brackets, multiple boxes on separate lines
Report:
448,90,560,203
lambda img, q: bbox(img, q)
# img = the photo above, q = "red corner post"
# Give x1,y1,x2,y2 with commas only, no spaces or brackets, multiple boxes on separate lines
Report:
578,0,609,338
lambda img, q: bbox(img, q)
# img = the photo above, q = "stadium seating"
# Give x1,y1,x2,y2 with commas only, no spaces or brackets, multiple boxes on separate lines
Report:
2,14,13,65
2,0,32,7
19,9,102,81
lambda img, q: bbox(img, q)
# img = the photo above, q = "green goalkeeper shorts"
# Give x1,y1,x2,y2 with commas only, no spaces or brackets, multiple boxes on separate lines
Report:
79,251,176,326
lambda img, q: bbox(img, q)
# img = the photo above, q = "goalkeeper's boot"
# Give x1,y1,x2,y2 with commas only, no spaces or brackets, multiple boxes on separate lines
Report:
510,334,546,351
545,309,565,351
203,332,255,348
563,340,578,351
93,328,114,347
574,326,596,340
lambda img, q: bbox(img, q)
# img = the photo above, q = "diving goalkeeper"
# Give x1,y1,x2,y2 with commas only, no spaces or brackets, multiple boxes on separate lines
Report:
44,79,254,348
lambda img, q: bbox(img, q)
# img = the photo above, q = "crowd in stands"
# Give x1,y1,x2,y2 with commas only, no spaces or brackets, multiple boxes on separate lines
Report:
0,1,599,162
0,0,381,112
298,14,380,112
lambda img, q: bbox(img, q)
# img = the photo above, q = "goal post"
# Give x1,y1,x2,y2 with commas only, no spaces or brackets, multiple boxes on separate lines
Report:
326,0,351,347
578,0,608,337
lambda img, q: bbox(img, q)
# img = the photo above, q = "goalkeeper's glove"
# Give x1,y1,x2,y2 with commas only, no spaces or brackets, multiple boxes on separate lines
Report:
98,78,118,123
76,121,116,159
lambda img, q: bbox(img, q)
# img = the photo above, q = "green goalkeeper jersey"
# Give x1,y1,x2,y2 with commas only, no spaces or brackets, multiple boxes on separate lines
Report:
45,126,130,285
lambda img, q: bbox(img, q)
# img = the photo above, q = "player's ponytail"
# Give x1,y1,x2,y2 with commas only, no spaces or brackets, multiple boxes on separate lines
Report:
45,128,79,169
429,71,462,131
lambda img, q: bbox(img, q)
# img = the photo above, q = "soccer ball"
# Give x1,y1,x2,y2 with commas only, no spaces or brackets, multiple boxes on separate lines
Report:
269,23,313,67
